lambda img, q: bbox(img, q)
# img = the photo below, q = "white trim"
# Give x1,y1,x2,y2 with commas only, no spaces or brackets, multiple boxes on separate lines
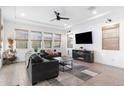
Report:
15,17,65,30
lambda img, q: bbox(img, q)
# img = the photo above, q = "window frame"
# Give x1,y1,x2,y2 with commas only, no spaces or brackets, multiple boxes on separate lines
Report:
43,32,53,48
15,29,28,49
53,34,61,48
31,31,42,49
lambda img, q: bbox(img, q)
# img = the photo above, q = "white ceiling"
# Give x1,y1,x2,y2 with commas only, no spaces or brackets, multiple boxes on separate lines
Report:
1,6,124,29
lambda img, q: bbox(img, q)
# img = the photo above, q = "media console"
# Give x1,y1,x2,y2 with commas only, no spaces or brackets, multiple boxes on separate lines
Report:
72,50,94,63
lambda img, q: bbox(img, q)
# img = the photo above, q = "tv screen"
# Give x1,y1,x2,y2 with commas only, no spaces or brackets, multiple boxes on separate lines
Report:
75,32,93,44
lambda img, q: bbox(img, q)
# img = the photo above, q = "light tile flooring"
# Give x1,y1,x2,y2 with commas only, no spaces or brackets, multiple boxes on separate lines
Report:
0,60,124,86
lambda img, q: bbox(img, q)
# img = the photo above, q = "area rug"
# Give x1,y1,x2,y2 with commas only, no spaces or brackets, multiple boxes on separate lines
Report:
67,63,99,81
81,69,98,77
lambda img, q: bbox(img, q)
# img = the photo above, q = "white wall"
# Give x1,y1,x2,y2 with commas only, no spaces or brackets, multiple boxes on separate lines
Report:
71,12,124,68
4,20,66,62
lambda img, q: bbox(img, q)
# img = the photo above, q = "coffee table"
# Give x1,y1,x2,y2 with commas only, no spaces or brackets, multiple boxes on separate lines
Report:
53,56,73,72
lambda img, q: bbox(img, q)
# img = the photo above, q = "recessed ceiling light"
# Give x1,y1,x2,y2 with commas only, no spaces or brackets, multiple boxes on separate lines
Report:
21,13,25,17
88,6,98,15
92,10,97,14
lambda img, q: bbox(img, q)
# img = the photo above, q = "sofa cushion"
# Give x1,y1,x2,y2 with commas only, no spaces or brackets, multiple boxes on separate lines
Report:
39,52,48,57
46,50,54,56
30,54,43,63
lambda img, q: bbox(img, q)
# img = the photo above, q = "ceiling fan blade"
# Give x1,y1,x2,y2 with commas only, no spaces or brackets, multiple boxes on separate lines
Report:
54,11,59,16
60,17,70,20
50,18,56,21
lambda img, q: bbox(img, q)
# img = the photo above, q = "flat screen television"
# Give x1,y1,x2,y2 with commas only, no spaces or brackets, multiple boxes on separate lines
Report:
75,31,93,44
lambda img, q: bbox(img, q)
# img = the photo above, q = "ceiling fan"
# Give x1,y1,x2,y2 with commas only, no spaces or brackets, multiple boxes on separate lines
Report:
50,11,70,21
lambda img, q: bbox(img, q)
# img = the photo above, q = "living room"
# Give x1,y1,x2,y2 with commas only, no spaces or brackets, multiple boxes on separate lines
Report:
0,5,124,87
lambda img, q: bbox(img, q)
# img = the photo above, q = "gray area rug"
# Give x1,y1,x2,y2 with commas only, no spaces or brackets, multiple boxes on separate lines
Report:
67,64,93,81
47,63,99,85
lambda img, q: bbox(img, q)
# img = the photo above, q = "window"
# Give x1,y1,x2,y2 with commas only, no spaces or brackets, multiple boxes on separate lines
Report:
44,32,52,48
67,33,73,48
54,34,61,48
102,23,119,50
16,40,27,49
15,29,28,49
31,31,42,49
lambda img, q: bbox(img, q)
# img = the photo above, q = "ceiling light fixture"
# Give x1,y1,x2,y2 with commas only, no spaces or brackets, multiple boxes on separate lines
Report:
20,13,25,17
92,10,97,14
88,6,98,14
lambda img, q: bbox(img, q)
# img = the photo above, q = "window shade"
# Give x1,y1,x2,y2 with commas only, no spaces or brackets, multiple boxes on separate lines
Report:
44,32,52,40
15,29,28,40
31,31,42,40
